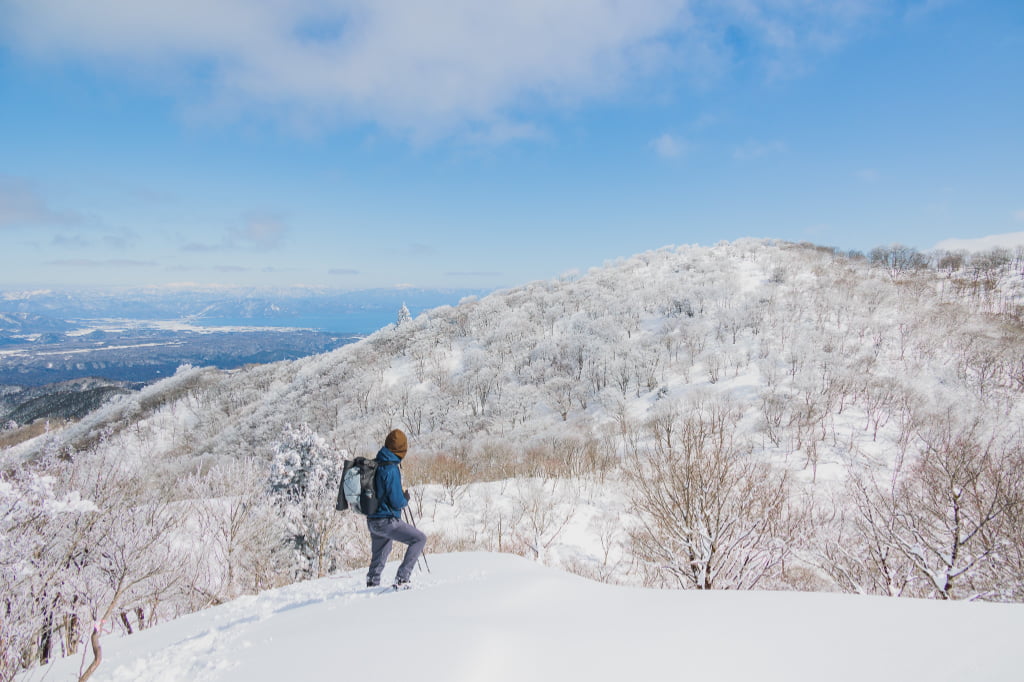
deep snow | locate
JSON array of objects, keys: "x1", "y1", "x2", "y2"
[{"x1": 23, "y1": 552, "x2": 1024, "y2": 682}]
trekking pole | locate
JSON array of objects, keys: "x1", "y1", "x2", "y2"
[{"x1": 403, "y1": 506, "x2": 431, "y2": 574}]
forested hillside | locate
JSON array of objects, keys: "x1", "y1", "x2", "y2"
[{"x1": 4, "y1": 239, "x2": 1024, "y2": 679}]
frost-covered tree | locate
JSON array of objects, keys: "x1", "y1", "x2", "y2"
[
  {"x1": 1, "y1": 442, "x2": 186, "y2": 682},
  {"x1": 269, "y1": 423, "x2": 347, "y2": 578},
  {"x1": 822, "y1": 413, "x2": 1021, "y2": 600},
  {"x1": 1, "y1": 471, "x2": 97, "y2": 678},
  {"x1": 184, "y1": 458, "x2": 293, "y2": 604},
  {"x1": 628, "y1": 398, "x2": 793, "y2": 590},
  {"x1": 513, "y1": 477, "x2": 578, "y2": 564},
  {"x1": 69, "y1": 485, "x2": 181, "y2": 682},
  {"x1": 869, "y1": 244, "x2": 926, "y2": 281},
  {"x1": 397, "y1": 302, "x2": 412, "y2": 326},
  {"x1": 886, "y1": 416, "x2": 1013, "y2": 599}
]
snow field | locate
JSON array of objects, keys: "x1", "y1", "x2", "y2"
[{"x1": 23, "y1": 552, "x2": 1024, "y2": 682}]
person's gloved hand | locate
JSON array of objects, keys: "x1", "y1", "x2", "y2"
[{"x1": 403, "y1": 489, "x2": 410, "y2": 501}]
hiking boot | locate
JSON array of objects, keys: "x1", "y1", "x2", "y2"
[
  {"x1": 367, "y1": 579, "x2": 379, "y2": 588},
  {"x1": 392, "y1": 578, "x2": 412, "y2": 591}
]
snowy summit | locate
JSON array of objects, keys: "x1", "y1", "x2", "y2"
[{"x1": 25, "y1": 553, "x2": 1024, "y2": 682}]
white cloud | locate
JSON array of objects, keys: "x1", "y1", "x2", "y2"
[
  {"x1": 0, "y1": 1, "x2": 886, "y2": 139},
  {"x1": 1, "y1": 0, "x2": 687, "y2": 139},
  {"x1": 934, "y1": 232, "x2": 1024, "y2": 253},
  {"x1": 651, "y1": 133, "x2": 687, "y2": 159}
]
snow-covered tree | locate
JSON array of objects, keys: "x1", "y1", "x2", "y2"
[
  {"x1": 397, "y1": 302, "x2": 412, "y2": 326},
  {"x1": 1, "y1": 471, "x2": 97, "y2": 677},
  {"x1": 628, "y1": 398, "x2": 793, "y2": 590},
  {"x1": 269, "y1": 423, "x2": 347, "y2": 578},
  {"x1": 184, "y1": 458, "x2": 293, "y2": 604}
]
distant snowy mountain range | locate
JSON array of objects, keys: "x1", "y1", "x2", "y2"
[
  {"x1": 0, "y1": 286, "x2": 487, "y2": 388},
  {"x1": 0, "y1": 286, "x2": 489, "y2": 335}
]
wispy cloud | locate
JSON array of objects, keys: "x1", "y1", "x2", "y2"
[
  {"x1": 50, "y1": 229, "x2": 138, "y2": 250},
  {"x1": 856, "y1": 168, "x2": 880, "y2": 183},
  {"x1": 51, "y1": 234, "x2": 93, "y2": 248},
  {"x1": 229, "y1": 213, "x2": 287, "y2": 249},
  {"x1": 46, "y1": 258, "x2": 157, "y2": 267},
  {"x1": 181, "y1": 241, "x2": 222, "y2": 253},
  {"x1": 102, "y1": 230, "x2": 139, "y2": 249},
  {"x1": 445, "y1": 271, "x2": 503, "y2": 277},
  {"x1": 461, "y1": 120, "x2": 546, "y2": 146},
  {"x1": 409, "y1": 243, "x2": 436, "y2": 256},
  {"x1": 733, "y1": 140, "x2": 787, "y2": 160},
  {"x1": 1014, "y1": 210, "x2": 1024, "y2": 222},
  {"x1": 0, "y1": 2, "x2": 887, "y2": 140},
  {"x1": 0, "y1": 175, "x2": 81, "y2": 229},
  {"x1": 181, "y1": 213, "x2": 289, "y2": 252},
  {"x1": 650, "y1": 133, "x2": 687, "y2": 159},
  {"x1": 696, "y1": 0, "x2": 887, "y2": 83},
  {"x1": 693, "y1": 112, "x2": 718, "y2": 129},
  {"x1": 160, "y1": 281, "x2": 244, "y2": 290},
  {"x1": 905, "y1": 0, "x2": 956, "y2": 21},
  {"x1": 165, "y1": 263, "x2": 296, "y2": 275},
  {"x1": 329, "y1": 268, "x2": 360, "y2": 276},
  {"x1": 125, "y1": 186, "x2": 176, "y2": 204}
]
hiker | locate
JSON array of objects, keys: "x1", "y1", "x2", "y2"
[{"x1": 366, "y1": 429, "x2": 427, "y2": 589}]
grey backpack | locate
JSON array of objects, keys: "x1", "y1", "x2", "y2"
[{"x1": 336, "y1": 457, "x2": 380, "y2": 515}]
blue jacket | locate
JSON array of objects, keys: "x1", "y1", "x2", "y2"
[{"x1": 369, "y1": 447, "x2": 406, "y2": 519}]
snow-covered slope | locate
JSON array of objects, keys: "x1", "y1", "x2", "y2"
[
  {"x1": 7, "y1": 240, "x2": 1024, "y2": 680},
  {"x1": 26, "y1": 552, "x2": 1024, "y2": 682}
]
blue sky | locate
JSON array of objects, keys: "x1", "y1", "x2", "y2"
[{"x1": 1, "y1": 1, "x2": 1022, "y2": 291}]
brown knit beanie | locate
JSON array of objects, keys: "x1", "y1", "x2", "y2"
[{"x1": 384, "y1": 429, "x2": 408, "y2": 458}]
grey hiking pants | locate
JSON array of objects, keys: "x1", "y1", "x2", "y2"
[{"x1": 366, "y1": 516, "x2": 427, "y2": 585}]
